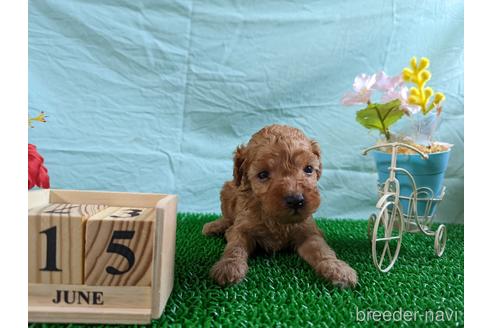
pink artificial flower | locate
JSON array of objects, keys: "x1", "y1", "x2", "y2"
[
  {"x1": 381, "y1": 86, "x2": 421, "y2": 115},
  {"x1": 341, "y1": 73, "x2": 377, "y2": 105},
  {"x1": 374, "y1": 71, "x2": 403, "y2": 92}
]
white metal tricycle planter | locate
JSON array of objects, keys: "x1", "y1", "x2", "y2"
[{"x1": 363, "y1": 142, "x2": 448, "y2": 272}]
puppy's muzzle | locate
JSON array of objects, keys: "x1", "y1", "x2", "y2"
[{"x1": 284, "y1": 194, "x2": 305, "y2": 210}]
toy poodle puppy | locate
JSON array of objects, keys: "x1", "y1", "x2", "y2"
[{"x1": 203, "y1": 124, "x2": 357, "y2": 288}]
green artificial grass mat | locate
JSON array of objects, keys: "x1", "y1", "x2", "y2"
[{"x1": 30, "y1": 213, "x2": 464, "y2": 328}]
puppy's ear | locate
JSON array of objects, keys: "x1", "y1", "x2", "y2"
[
  {"x1": 233, "y1": 145, "x2": 247, "y2": 186},
  {"x1": 311, "y1": 140, "x2": 322, "y2": 180}
]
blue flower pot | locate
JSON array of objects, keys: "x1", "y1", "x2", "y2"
[{"x1": 373, "y1": 150, "x2": 450, "y2": 216}]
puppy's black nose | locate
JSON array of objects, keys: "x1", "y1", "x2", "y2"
[{"x1": 285, "y1": 194, "x2": 305, "y2": 210}]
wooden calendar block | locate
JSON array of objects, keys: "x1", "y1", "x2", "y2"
[
  {"x1": 28, "y1": 203, "x2": 109, "y2": 284},
  {"x1": 84, "y1": 207, "x2": 155, "y2": 286},
  {"x1": 28, "y1": 189, "x2": 177, "y2": 324}
]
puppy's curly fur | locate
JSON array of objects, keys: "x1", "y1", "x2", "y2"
[{"x1": 203, "y1": 125, "x2": 358, "y2": 288}]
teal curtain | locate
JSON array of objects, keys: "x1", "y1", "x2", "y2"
[{"x1": 29, "y1": 0, "x2": 464, "y2": 222}]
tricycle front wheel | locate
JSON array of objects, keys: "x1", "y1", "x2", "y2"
[
  {"x1": 367, "y1": 213, "x2": 376, "y2": 240},
  {"x1": 371, "y1": 201, "x2": 404, "y2": 272}
]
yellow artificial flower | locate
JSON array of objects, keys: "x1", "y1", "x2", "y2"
[
  {"x1": 28, "y1": 111, "x2": 47, "y2": 128},
  {"x1": 402, "y1": 57, "x2": 445, "y2": 115}
]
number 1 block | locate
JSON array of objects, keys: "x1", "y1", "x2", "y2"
[
  {"x1": 84, "y1": 207, "x2": 155, "y2": 286},
  {"x1": 28, "y1": 203, "x2": 109, "y2": 284}
]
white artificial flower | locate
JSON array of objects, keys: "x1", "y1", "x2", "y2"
[
  {"x1": 341, "y1": 73, "x2": 377, "y2": 105},
  {"x1": 374, "y1": 71, "x2": 403, "y2": 92},
  {"x1": 381, "y1": 86, "x2": 421, "y2": 115}
]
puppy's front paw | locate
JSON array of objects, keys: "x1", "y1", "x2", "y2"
[
  {"x1": 210, "y1": 258, "x2": 248, "y2": 286},
  {"x1": 316, "y1": 259, "x2": 358, "y2": 288}
]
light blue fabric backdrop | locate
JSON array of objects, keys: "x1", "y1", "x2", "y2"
[{"x1": 28, "y1": 0, "x2": 464, "y2": 223}]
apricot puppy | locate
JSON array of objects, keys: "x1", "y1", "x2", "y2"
[{"x1": 203, "y1": 124, "x2": 357, "y2": 288}]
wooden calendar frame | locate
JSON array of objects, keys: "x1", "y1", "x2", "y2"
[{"x1": 28, "y1": 189, "x2": 177, "y2": 324}]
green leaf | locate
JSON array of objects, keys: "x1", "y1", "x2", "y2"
[{"x1": 355, "y1": 100, "x2": 404, "y2": 137}]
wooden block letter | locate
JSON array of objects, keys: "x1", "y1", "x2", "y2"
[
  {"x1": 85, "y1": 207, "x2": 155, "y2": 286},
  {"x1": 28, "y1": 203, "x2": 108, "y2": 284}
]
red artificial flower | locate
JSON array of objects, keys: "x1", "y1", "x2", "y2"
[{"x1": 28, "y1": 144, "x2": 50, "y2": 189}]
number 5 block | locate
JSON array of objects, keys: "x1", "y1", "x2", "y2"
[
  {"x1": 84, "y1": 207, "x2": 155, "y2": 286},
  {"x1": 28, "y1": 203, "x2": 108, "y2": 284}
]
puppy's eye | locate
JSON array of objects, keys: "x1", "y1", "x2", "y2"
[
  {"x1": 304, "y1": 165, "x2": 314, "y2": 174},
  {"x1": 257, "y1": 171, "x2": 269, "y2": 180}
]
